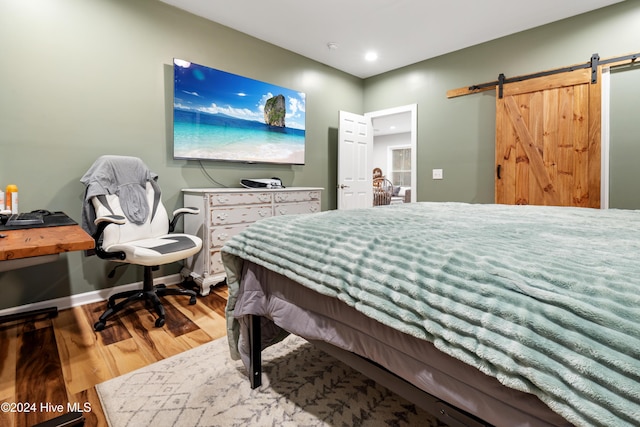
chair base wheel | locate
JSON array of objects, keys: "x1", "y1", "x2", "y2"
[{"x1": 94, "y1": 266, "x2": 198, "y2": 332}]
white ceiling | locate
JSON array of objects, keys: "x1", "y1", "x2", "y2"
[
  {"x1": 371, "y1": 112, "x2": 411, "y2": 136},
  {"x1": 158, "y1": 0, "x2": 623, "y2": 79}
]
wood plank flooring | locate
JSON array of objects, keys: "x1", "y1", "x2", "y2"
[{"x1": 0, "y1": 284, "x2": 228, "y2": 427}]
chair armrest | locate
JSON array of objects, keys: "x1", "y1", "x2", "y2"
[
  {"x1": 169, "y1": 207, "x2": 200, "y2": 232},
  {"x1": 172, "y1": 207, "x2": 200, "y2": 216},
  {"x1": 93, "y1": 215, "x2": 126, "y2": 260},
  {"x1": 94, "y1": 214, "x2": 126, "y2": 226},
  {"x1": 93, "y1": 214, "x2": 126, "y2": 237}
]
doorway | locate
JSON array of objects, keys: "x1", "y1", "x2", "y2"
[
  {"x1": 366, "y1": 104, "x2": 417, "y2": 203},
  {"x1": 602, "y1": 63, "x2": 640, "y2": 209},
  {"x1": 337, "y1": 104, "x2": 417, "y2": 210}
]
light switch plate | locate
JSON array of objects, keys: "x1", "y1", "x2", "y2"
[{"x1": 432, "y1": 169, "x2": 443, "y2": 180}]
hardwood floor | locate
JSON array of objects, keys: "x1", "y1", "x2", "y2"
[{"x1": 0, "y1": 284, "x2": 229, "y2": 427}]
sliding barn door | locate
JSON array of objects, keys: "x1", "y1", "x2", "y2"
[{"x1": 495, "y1": 68, "x2": 601, "y2": 207}]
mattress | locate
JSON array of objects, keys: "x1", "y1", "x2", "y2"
[
  {"x1": 233, "y1": 261, "x2": 571, "y2": 426},
  {"x1": 222, "y1": 202, "x2": 640, "y2": 426}
]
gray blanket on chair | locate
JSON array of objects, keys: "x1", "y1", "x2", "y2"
[{"x1": 80, "y1": 155, "x2": 157, "y2": 235}]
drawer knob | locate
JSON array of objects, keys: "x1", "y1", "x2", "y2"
[
  {"x1": 259, "y1": 194, "x2": 271, "y2": 202},
  {"x1": 217, "y1": 233, "x2": 229, "y2": 241},
  {"x1": 216, "y1": 212, "x2": 229, "y2": 221},
  {"x1": 258, "y1": 210, "x2": 269, "y2": 217},
  {"x1": 216, "y1": 196, "x2": 230, "y2": 203}
]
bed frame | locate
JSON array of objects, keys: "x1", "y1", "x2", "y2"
[
  {"x1": 224, "y1": 202, "x2": 640, "y2": 426},
  {"x1": 246, "y1": 313, "x2": 492, "y2": 427}
]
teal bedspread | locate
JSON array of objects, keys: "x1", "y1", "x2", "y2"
[{"x1": 222, "y1": 202, "x2": 640, "y2": 426}]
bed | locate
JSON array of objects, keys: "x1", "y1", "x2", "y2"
[{"x1": 221, "y1": 202, "x2": 640, "y2": 427}]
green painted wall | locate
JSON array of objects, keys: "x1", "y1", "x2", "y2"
[
  {"x1": 1, "y1": 0, "x2": 639, "y2": 310},
  {"x1": 0, "y1": 0, "x2": 362, "y2": 309},
  {"x1": 363, "y1": 0, "x2": 640, "y2": 204}
]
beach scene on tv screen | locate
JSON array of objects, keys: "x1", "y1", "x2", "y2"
[{"x1": 173, "y1": 59, "x2": 306, "y2": 164}]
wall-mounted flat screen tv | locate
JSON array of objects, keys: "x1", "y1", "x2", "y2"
[{"x1": 172, "y1": 59, "x2": 306, "y2": 165}]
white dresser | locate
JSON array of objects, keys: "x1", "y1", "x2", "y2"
[{"x1": 181, "y1": 187, "x2": 322, "y2": 295}]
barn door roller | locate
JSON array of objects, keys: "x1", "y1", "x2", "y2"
[{"x1": 449, "y1": 51, "x2": 640, "y2": 99}]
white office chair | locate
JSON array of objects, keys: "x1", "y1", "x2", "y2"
[{"x1": 82, "y1": 156, "x2": 203, "y2": 330}]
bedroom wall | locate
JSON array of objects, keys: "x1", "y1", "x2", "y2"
[
  {"x1": 0, "y1": 0, "x2": 362, "y2": 310},
  {"x1": 363, "y1": 0, "x2": 640, "y2": 204},
  {"x1": 1, "y1": 0, "x2": 637, "y2": 311}
]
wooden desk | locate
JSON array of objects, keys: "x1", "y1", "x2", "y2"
[
  {"x1": 0, "y1": 224, "x2": 94, "y2": 323},
  {"x1": 0, "y1": 225, "x2": 94, "y2": 260}
]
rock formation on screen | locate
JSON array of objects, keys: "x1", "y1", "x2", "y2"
[{"x1": 264, "y1": 94, "x2": 286, "y2": 127}]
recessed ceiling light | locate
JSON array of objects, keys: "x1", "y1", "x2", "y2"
[{"x1": 365, "y1": 51, "x2": 378, "y2": 62}]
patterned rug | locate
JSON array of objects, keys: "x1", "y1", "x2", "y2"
[{"x1": 96, "y1": 334, "x2": 445, "y2": 426}]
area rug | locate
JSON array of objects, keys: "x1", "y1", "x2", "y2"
[{"x1": 96, "y1": 334, "x2": 445, "y2": 426}]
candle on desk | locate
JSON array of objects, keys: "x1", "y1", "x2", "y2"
[{"x1": 5, "y1": 185, "x2": 18, "y2": 214}]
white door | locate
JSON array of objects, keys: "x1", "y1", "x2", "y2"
[{"x1": 337, "y1": 111, "x2": 373, "y2": 210}]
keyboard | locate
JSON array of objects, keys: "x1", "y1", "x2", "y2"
[{"x1": 6, "y1": 212, "x2": 45, "y2": 226}]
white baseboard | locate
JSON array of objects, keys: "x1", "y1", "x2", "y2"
[{"x1": 0, "y1": 273, "x2": 184, "y2": 319}]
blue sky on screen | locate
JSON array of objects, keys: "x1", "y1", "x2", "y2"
[{"x1": 173, "y1": 59, "x2": 306, "y2": 130}]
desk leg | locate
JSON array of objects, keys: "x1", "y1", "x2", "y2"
[
  {"x1": 0, "y1": 306, "x2": 58, "y2": 325},
  {"x1": 32, "y1": 411, "x2": 84, "y2": 427}
]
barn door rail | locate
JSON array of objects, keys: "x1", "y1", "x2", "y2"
[{"x1": 447, "y1": 51, "x2": 640, "y2": 99}]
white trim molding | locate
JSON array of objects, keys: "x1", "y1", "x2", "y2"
[
  {"x1": 601, "y1": 67, "x2": 610, "y2": 209},
  {"x1": 0, "y1": 273, "x2": 184, "y2": 320}
]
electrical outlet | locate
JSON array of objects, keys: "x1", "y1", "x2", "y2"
[{"x1": 432, "y1": 169, "x2": 443, "y2": 180}]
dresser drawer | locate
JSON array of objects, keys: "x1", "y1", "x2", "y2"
[
  {"x1": 274, "y1": 201, "x2": 321, "y2": 216},
  {"x1": 210, "y1": 205, "x2": 272, "y2": 225},
  {"x1": 183, "y1": 187, "x2": 322, "y2": 296},
  {"x1": 208, "y1": 192, "x2": 272, "y2": 206},
  {"x1": 274, "y1": 190, "x2": 321, "y2": 203},
  {"x1": 210, "y1": 224, "x2": 249, "y2": 249}
]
